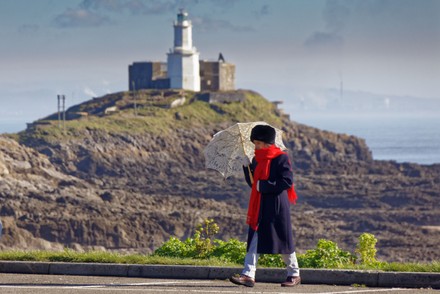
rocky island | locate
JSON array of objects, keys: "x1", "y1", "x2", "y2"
[{"x1": 1, "y1": 89, "x2": 439, "y2": 262}]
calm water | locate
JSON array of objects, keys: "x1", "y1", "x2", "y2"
[
  {"x1": 0, "y1": 122, "x2": 26, "y2": 134},
  {"x1": 293, "y1": 113, "x2": 440, "y2": 165}
]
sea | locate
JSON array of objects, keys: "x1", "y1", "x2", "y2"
[
  {"x1": 0, "y1": 122, "x2": 27, "y2": 134},
  {"x1": 292, "y1": 112, "x2": 440, "y2": 165},
  {"x1": 1, "y1": 113, "x2": 440, "y2": 165}
]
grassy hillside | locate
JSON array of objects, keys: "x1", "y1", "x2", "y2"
[{"x1": 19, "y1": 90, "x2": 284, "y2": 142}]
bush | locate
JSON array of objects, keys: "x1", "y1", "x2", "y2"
[
  {"x1": 193, "y1": 219, "x2": 219, "y2": 258},
  {"x1": 258, "y1": 254, "x2": 285, "y2": 267},
  {"x1": 155, "y1": 219, "x2": 388, "y2": 270},
  {"x1": 299, "y1": 239, "x2": 355, "y2": 268},
  {"x1": 356, "y1": 233, "x2": 378, "y2": 265},
  {"x1": 154, "y1": 219, "x2": 223, "y2": 259},
  {"x1": 153, "y1": 237, "x2": 194, "y2": 258},
  {"x1": 212, "y1": 238, "x2": 246, "y2": 263}
]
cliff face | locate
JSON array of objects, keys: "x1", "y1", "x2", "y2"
[
  {"x1": 1, "y1": 89, "x2": 439, "y2": 262},
  {"x1": 0, "y1": 134, "x2": 243, "y2": 252}
]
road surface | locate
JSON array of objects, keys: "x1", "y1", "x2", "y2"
[{"x1": 0, "y1": 273, "x2": 437, "y2": 294}]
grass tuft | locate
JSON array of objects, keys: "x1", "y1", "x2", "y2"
[
  {"x1": 0, "y1": 250, "x2": 238, "y2": 267},
  {"x1": 0, "y1": 250, "x2": 439, "y2": 272}
]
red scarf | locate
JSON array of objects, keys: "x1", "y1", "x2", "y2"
[{"x1": 246, "y1": 145, "x2": 298, "y2": 231}]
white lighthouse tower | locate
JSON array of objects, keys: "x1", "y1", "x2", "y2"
[{"x1": 167, "y1": 9, "x2": 200, "y2": 92}]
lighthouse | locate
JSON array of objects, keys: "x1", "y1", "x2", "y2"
[
  {"x1": 128, "y1": 10, "x2": 235, "y2": 92},
  {"x1": 167, "y1": 9, "x2": 200, "y2": 92}
]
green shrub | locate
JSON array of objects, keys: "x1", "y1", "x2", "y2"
[
  {"x1": 154, "y1": 219, "x2": 393, "y2": 270},
  {"x1": 299, "y1": 239, "x2": 355, "y2": 268},
  {"x1": 258, "y1": 254, "x2": 285, "y2": 267},
  {"x1": 153, "y1": 237, "x2": 193, "y2": 258},
  {"x1": 155, "y1": 220, "x2": 358, "y2": 269},
  {"x1": 154, "y1": 219, "x2": 221, "y2": 259},
  {"x1": 212, "y1": 238, "x2": 246, "y2": 263},
  {"x1": 193, "y1": 219, "x2": 219, "y2": 258},
  {"x1": 356, "y1": 233, "x2": 378, "y2": 265}
]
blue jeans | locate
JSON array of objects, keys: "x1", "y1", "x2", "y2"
[{"x1": 241, "y1": 232, "x2": 300, "y2": 279}]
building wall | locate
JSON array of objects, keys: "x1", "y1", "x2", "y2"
[
  {"x1": 128, "y1": 62, "x2": 167, "y2": 91},
  {"x1": 196, "y1": 91, "x2": 245, "y2": 103},
  {"x1": 167, "y1": 52, "x2": 200, "y2": 92},
  {"x1": 183, "y1": 53, "x2": 200, "y2": 91},
  {"x1": 200, "y1": 61, "x2": 235, "y2": 91},
  {"x1": 200, "y1": 61, "x2": 219, "y2": 91},
  {"x1": 129, "y1": 60, "x2": 234, "y2": 92},
  {"x1": 218, "y1": 63, "x2": 235, "y2": 91},
  {"x1": 167, "y1": 54, "x2": 182, "y2": 89},
  {"x1": 174, "y1": 23, "x2": 192, "y2": 50}
]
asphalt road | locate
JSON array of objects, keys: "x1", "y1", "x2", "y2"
[{"x1": 0, "y1": 273, "x2": 438, "y2": 294}]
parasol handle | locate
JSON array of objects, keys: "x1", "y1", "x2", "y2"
[
  {"x1": 239, "y1": 130, "x2": 254, "y2": 185},
  {"x1": 247, "y1": 165, "x2": 254, "y2": 185}
]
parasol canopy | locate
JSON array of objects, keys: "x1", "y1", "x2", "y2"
[{"x1": 203, "y1": 121, "x2": 286, "y2": 180}]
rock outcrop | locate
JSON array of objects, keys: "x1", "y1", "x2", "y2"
[{"x1": 1, "y1": 89, "x2": 439, "y2": 262}]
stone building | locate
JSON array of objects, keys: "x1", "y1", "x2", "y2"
[
  {"x1": 128, "y1": 62, "x2": 169, "y2": 90},
  {"x1": 129, "y1": 10, "x2": 235, "y2": 92},
  {"x1": 200, "y1": 59, "x2": 235, "y2": 91}
]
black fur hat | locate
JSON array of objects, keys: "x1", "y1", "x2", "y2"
[{"x1": 250, "y1": 125, "x2": 276, "y2": 144}]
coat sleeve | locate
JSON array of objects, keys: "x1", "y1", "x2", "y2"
[
  {"x1": 242, "y1": 158, "x2": 256, "y2": 188},
  {"x1": 258, "y1": 154, "x2": 293, "y2": 194}
]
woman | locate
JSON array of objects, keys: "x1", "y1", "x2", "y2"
[{"x1": 229, "y1": 124, "x2": 301, "y2": 288}]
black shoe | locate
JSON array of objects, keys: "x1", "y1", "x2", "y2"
[
  {"x1": 281, "y1": 276, "x2": 301, "y2": 287},
  {"x1": 229, "y1": 274, "x2": 255, "y2": 287}
]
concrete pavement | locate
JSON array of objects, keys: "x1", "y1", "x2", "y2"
[
  {"x1": 3, "y1": 273, "x2": 435, "y2": 294},
  {"x1": 0, "y1": 261, "x2": 439, "y2": 289}
]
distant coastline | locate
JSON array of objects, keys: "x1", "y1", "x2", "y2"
[{"x1": 293, "y1": 112, "x2": 440, "y2": 165}]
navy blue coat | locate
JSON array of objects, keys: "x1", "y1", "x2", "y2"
[{"x1": 243, "y1": 153, "x2": 295, "y2": 254}]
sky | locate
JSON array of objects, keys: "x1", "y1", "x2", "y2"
[{"x1": 0, "y1": 0, "x2": 439, "y2": 132}]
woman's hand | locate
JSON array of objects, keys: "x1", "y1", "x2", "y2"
[{"x1": 240, "y1": 155, "x2": 251, "y2": 166}]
